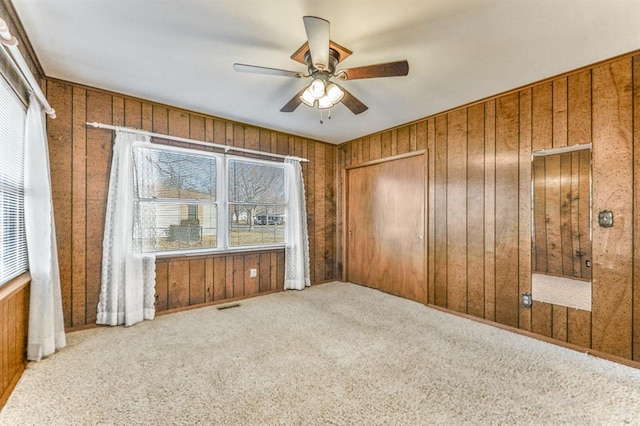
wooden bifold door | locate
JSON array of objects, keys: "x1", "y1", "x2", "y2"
[{"x1": 346, "y1": 153, "x2": 426, "y2": 303}]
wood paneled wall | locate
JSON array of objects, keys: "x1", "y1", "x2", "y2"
[
  {"x1": 0, "y1": 276, "x2": 29, "y2": 410},
  {"x1": 44, "y1": 78, "x2": 337, "y2": 329},
  {"x1": 154, "y1": 250, "x2": 285, "y2": 312},
  {"x1": 339, "y1": 52, "x2": 640, "y2": 361}
]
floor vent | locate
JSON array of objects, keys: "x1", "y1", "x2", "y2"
[{"x1": 217, "y1": 303, "x2": 241, "y2": 311}]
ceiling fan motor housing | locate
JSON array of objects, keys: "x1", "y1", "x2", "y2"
[{"x1": 305, "y1": 48, "x2": 340, "y2": 77}]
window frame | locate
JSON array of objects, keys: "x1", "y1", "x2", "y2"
[{"x1": 133, "y1": 141, "x2": 287, "y2": 257}]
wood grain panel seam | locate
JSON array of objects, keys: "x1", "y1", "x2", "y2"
[
  {"x1": 481, "y1": 111, "x2": 487, "y2": 318},
  {"x1": 516, "y1": 93, "x2": 521, "y2": 328},
  {"x1": 492, "y1": 100, "x2": 497, "y2": 321},
  {"x1": 566, "y1": 306, "x2": 570, "y2": 342},
  {"x1": 187, "y1": 261, "x2": 193, "y2": 305},
  {"x1": 82, "y1": 87, "x2": 89, "y2": 324},
  {"x1": 445, "y1": 114, "x2": 449, "y2": 309},
  {"x1": 632, "y1": 57, "x2": 637, "y2": 360},
  {"x1": 70, "y1": 85, "x2": 75, "y2": 324},
  {"x1": 465, "y1": 109, "x2": 470, "y2": 314}
]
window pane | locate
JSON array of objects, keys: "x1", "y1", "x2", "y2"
[
  {"x1": 134, "y1": 147, "x2": 216, "y2": 200},
  {"x1": 136, "y1": 202, "x2": 217, "y2": 252},
  {"x1": 228, "y1": 160, "x2": 284, "y2": 204},
  {"x1": 229, "y1": 205, "x2": 285, "y2": 247}
]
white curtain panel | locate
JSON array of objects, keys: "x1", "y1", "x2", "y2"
[
  {"x1": 24, "y1": 94, "x2": 66, "y2": 361},
  {"x1": 284, "y1": 158, "x2": 310, "y2": 290},
  {"x1": 97, "y1": 131, "x2": 155, "y2": 326}
]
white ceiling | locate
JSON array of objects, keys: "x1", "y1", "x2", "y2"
[{"x1": 11, "y1": 0, "x2": 640, "y2": 144}]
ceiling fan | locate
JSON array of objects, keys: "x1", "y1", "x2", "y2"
[{"x1": 233, "y1": 16, "x2": 409, "y2": 117}]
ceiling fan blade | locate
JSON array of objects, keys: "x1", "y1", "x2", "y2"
[
  {"x1": 340, "y1": 87, "x2": 368, "y2": 115},
  {"x1": 233, "y1": 63, "x2": 304, "y2": 78},
  {"x1": 280, "y1": 87, "x2": 307, "y2": 112},
  {"x1": 338, "y1": 60, "x2": 409, "y2": 80},
  {"x1": 303, "y1": 16, "x2": 330, "y2": 71}
]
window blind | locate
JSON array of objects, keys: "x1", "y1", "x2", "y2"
[{"x1": 0, "y1": 74, "x2": 27, "y2": 285}]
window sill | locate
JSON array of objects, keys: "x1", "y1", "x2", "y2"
[
  {"x1": 0, "y1": 272, "x2": 30, "y2": 302},
  {"x1": 155, "y1": 246, "x2": 285, "y2": 261}
]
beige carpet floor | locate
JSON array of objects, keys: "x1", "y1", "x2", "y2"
[{"x1": 2, "y1": 281, "x2": 640, "y2": 425}]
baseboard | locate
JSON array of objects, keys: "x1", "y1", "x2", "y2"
[{"x1": 426, "y1": 303, "x2": 640, "y2": 370}]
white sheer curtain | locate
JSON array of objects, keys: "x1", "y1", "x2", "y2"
[
  {"x1": 24, "y1": 94, "x2": 66, "y2": 361},
  {"x1": 97, "y1": 131, "x2": 156, "y2": 326},
  {"x1": 284, "y1": 157, "x2": 310, "y2": 290}
]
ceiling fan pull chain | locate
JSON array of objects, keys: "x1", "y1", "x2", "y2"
[
  {"x1": 320, "y1": 109, "x2": 323, "y2": 124},
  {"x1": 328, "y1": 108, "x2": 332, "y2": 120}
]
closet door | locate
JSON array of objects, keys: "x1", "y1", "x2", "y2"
[{"x1": 347, "y1": 154, "x2": 426, "y2": 303}]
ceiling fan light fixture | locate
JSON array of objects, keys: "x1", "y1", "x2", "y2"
[
  {"x1": 326, "y1": 83, "x2": 344, "y2": 103},
  {"x1": 317, "y1": 95, "x2": 333, "y2": 109},
  {"x1": 300, "y1": 87, "x2": 316, "y2": 107},
  {"x1": 309, "y1": 78, "x2": 325, "y2": 99}
]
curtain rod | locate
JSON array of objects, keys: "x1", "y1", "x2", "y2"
[
  {"x1": 85, "y1": 122, "x2": 309, "y2": 162},
  {"x1": 0, "y1": 18, "x2": 55, "y2": 118}
]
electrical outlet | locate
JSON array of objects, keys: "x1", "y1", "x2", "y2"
[
  {"x1": 249, "y1": 268, "x2": 257, "y2": 278},
  {"x1": 521, "y1": 292, "x2": 532, "y2": 308}
]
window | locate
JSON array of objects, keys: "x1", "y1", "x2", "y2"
[
  {"x1": 133, "y1": 144, "x2": 285, "y2": 254},
  {"x1": 133, "y1": 145, "x2": 218, "y2": 253},
  {"x1": 187, "y1": 205, "x2": 198, "y2": 221},
  {"x1": 228, "y1": 159, "x2": 285, "y2": 247},
  {"x1": 0, "y1": 75, "x2": 28, "y2": 285}
]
